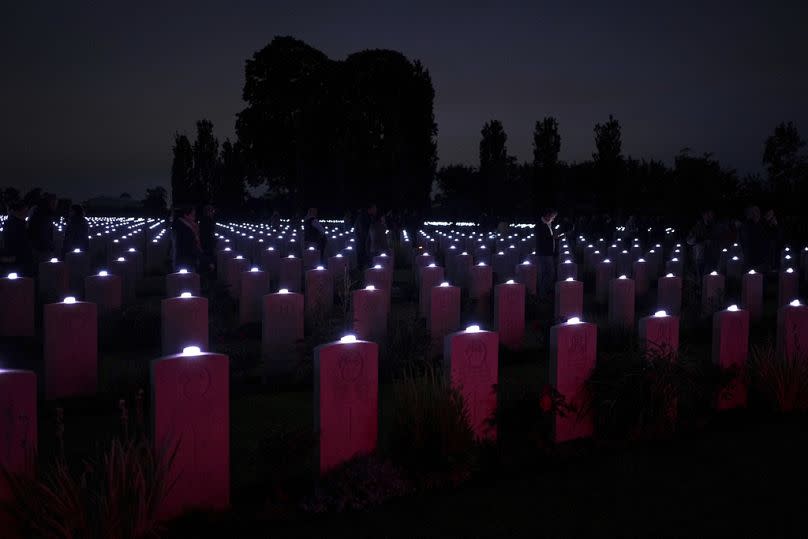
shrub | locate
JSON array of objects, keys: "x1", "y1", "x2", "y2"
[
  {"x1": 2, "y1": 399, "x2": 174, "y2": 539},
  {"x1": 385, "y1": 366, "x2": 477, "y2": 488},
  {"x1": 749, "y1": 341, "x2": 808, "y2": 412}
]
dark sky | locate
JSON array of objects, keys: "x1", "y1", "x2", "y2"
[{"x1": 2, "y1": 1, "x2": 807, "y2": 201}]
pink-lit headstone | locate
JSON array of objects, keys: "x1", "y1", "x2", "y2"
[
  {"x1": 166, "y1": 270, "x2": 201, "y2": 298},
  {"x1": 0, "y1": 275, "x2": 34, "y2": 337},
  {"x1": 38, "y1": 258, "x2": 68, "y2": 304},
  {"x1": 776, "y1": 300, "x2": 808, "y2": 362},
  {"x1": 549, "y1": 318, "x2": 597, "y2": 443},
  {"x1": 327, "y1": 254, "x2": 349, "y2": 291},
  {"x1": 65, "y1": 249, "x2": 90, "y2": 297},
  {"x1": 352, "y1": 286, "x2": 387, "y2": 343},
  {"x1": 44, "y1": 298, "x2": 98, "y2": 399},
  {"x1": 262, "y1": 290, "x2": 304, "y2": 375},
  {"x1": 555, "y1": 278, "x2": 583, "y2": 322},
  {"x1": 712, "y1": 306, "x2": 750, "y2": 410},
  {"x1": 303, "y1": 247, "x2": 320, "y2": 271},
  {"x1": 469, "y1": 263, "x2": 493, "y2": 322},
  {"x1": 702, "y1": 272, "x2": 726, "y2": 317},
  {"x1": 741, "y1": 271, "x2": 763, "y2": 321},
  {"x1": 608, "y1": 276, "x2": 635, "y2": 330},
  {"x1": 778, "y1": 269, "x2": 799, "y2": 308},
  {"x1": 152, "y1": 349, "x2": 229, "y2": 520},
  {"x1": 557, "y1": 259, "x2": 578, "y2": 282},
  {"x1": 225, "y1": 256, "x2": 249, "y2": 297},
  {"x1": 305, "y1": 267, "x2": 334, "y2": 326},
  {"x1": 314, "y1": 337, "x2": 378, "y2": 473},
  {"x1": 240, "y1": 269, "x2": 270, "y2": 325},
  {"x1": 112, "y1": 257, "x2": 136, "y2": 304},
  {"x1": 429, "y1": 283, "x2": 461, "y2": 355},
  {"x1": 0, "y1": 370, "x2": 36, "y2": 502},
  {"x1": 278, "y1": 256, "x2": 303, "y2": 292},
  {"x1": 595, "y1": 259, "x2": 615, "y2": 304},
  {"x1": 261, "y1": 248, "x2": 281, "y2": 284},
  {"x1": 161, "y1": 295, "x2": 209, "y2": 355},
  {"x1": 638, "y1": 311, "x2": 679, "y2": 356},
  {"x1": 419, "y1": 264, "x2": 445, "y2": 318},
  {"x1": 633, "y1": 259, "x2": 649, "y2": 298},
  {"x1": 443, "y1": 327, "x2": 498, "y2": 441},
  {"x1": 515, "y1": 261, "x2": 537, "y2": 296},
  {"x1": 364, "y1": 265, "x2": 392, "y2": 315},
  {"x1": 494, "y1": 281, "x2": 526, "y2": 350},
  {"x1": 84, "y1": 272, "x2": 122, "y2": 316},
  {"x1": 657, "y1": 274, "x2": 682, "y2": 316}
]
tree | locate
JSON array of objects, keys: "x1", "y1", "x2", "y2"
[
  {"x1": 479, "y1": 120, "x2": 509, "y2": 214},
  {"x1": 532, "y1": 116, "x2": 561, "y2": 208},
  {"x1": 235, "y1": 36, "x2": 437, "y2": 211},
  {"x1": 763, "y1": 121, "x2": 806, "y2": 198},
  {"x1": 215, "y1": 139, "x2": 247, "y2": 211},
  {"x1": 191, "y1": 119, "x2": 219, "y2": 203},
  {"x1": 143, "y1": 186, "x2": 167, "y2": 214},
  {"x1": 171, "y1": 133, "x2": 193, "y2": 206},
  {"x1": 593, "y1": 115, "x2": 624, "y2": 212},
  {"x1": 435, "y1": 164, "x2": 478, "y2": 216}
]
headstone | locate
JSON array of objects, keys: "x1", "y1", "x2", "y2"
[
  {"x1": 616, "y1": 250, "x2": 632, "y2": 277},
  {"x1": 364, "y1": 265, "x2": 392, "y2": 315},
  {"x1": 38, "y1": 258, "x2": 68, "y2": 304},
  {"x1": 702, "y1": 272, "x2": 726, "y2": 317},
  {"x1": 608, "y1": 276, "x2": 635, "y2": 330},
  {"x1": 776, "y1": 300, "x2": 808, "y2": 362},
  {"x1": 112, "y1": 257, "x2": 136, "y2": 304},
  {"x1": 327, "y1": 254, "x2": 349, "y2": 294},
  {"x1": 303, "y1": 246, "x2": 320, "y2": 271},
  {"x1": 278, "y1": 255, "x2": 303, "y2": 293},
  {"x1": 515, "y1": 261, "x2": 537, "y2": 296},
  {"x1": 657, "y1": 273, "x2": 682, "y2": 316},
  {"x1": 549, "y1": 318, "x2": 597, "y2": 443},
  {"x1": 555, "y1": 278, "x2": 583, "y2": 322},
  {"x1": 419, "y1": 264, "x2": 445, "y2": 318},
  {"x1": 0, "y1": 370, "x2": 36, "y2": 502},
  {"x1": 454, "y1": 252, "x2": 473, "y2": 289},
  {"x1": 664, "y1": 258, "x2": 684, "y2": 277},
  {"x1": 633, "y1": 259, "x2": 649, "y2": 298},
  {"x1": 65, "y1": 249, "x2": 90, "y2": 297},
  {"x1": 124, "y1": 247, "x2": 144, "y2": 277},
  {"x1": 216, "y1": 248, "x2": 233, "y2": 281},
  {"x1": 778, "y1": 268, "x2": 799, "y2": 308},
  {"x1": 305, "y1": 266, "x2": 334, "y2": 326},
  {"x1": 638, "y1": 310, "x2": 679, "y2": 356},
  {"x1": 741, "y1": 270, "x2": 763, "y2": 321},
  {"x1": 84, "y1": 271, "x2": 122, "y2": 316},
  {"x1": 352, "y1": 286, "x2": 387, "y2": 343},
  {"x1": 443, "y1": 326, "x2": 498, "y2": 440},
  {"x1": 0, "y1": 274, "x2": 34, "y2": 337},
  {"x1": 557, "y1": 259, "x2": 579, "y2": 282},
  {"x1": 469, "y1": 263, "x2": 493, "y2": 322},
  {"x1": 429, "y1": 283, "x2": 461, "y2": 355},
  {"x1": 166, "y1": 270, "x2": 201, "y2": 298},
  {"x1": 161, "y1": 295, "x2": 209, "y2": 356},
  {"x1": 595, "y1": 259, "x2": 615, "y2": 304},
  {"x1": 262, "y1": 290, "x2": 304, "y2": 376},
  {"x1": 225, "y1": 255, "x2": 249, "y2": 297},
  {"x1": 44, "y1": 298, "x2": 98, "y2": 399},
  {"x1": 261, "y1": 247, "x2": 281, "y2": 284},
  {"x1": 712, "y1": 305, "x2": 750, "y2": 410},
  {"x1": 240, "y1": 268, "x2": 270, "y2": 325},
  {"x1": 151, "y1": 349, "x2": 229, "y2": 520},
  {"x1": 314, "y1": 337, "x2": 378, "y2": 473},
  {"x1": 726, "y1": 255, "x2": 744, "y2": 283},
  {"x1": 494, "y1": 281, "x2": 526, "y2": 350}
]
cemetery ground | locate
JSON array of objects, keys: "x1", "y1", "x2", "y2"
[{"x1": 3, "y1": 253, "x2": 808, "y2": 537}]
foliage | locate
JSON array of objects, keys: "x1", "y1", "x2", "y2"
[
  {"x1": 385, "y1": 367, "x2": 477, "y2": 488},
  {"x1": 302, "y1": 455, "x2": 412, "y2": 513},
  {"x1": 235, "y1": 36, "x2": 437, "y2": 211},
  {"x1": 381, "y1": 313, "x2": 431, "y2": 379},
  {"x1": 748, "y1": 341, "x2": 808, "y2": 412},
  {"x1": 170, "y1": 133, "x2": 193, "y2": 206},
  {"x1": 532, "y1": 116, "x2": 562, "y2": 207},
  {"x1": 143, "y1": 186, "x2": 167, "y2": 215},
  {"x1": 585, "y1": 345, "x2": 714, "y2": 440},
  {"x1": 2, "y1": 400, "x2": 174, "y2": 539}
]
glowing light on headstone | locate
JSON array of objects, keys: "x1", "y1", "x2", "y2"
[
  {"x1": 566, "y1": 317, "x2": 582, "y2": 325},
  {"x1": 180, "y1": 292, "x2": 192, "y2": 298},
  {"x1": 98, "y1": 270, "x2": 108, "y2": 277},
  {"x1": 7, "y1": 272, "x2": 18, "y2": 280},
  {"x1": 465, "y1": 324, "x2": 481, "y2": 333},
  {"x1": 182, "y1": 346, "x2": 202, "y2": 356},
  {"x1": 63, "y1": 296, "x2": 76, "y2": 304},
  {"x1": 339, "y1": 335, "x2": 358, "y2": 343},
  {"x1": 654, "y1": 310, "x2": 668, "y2": 317},
  {"x1": 727, "y1": 305, "x2": 739, "y2": 312},
  {"x1": 278, "y1": 288, "x2": 289, "y2": 294}
]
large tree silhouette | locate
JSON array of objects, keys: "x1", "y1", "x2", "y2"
[
  {"x1": 235, "y1": 36, "x2": 437, "y2": 211},
  {"x1": 763, "y1": 122, "x2": 806, "y2": 201},
  {"x1": 532, "y1": 116, "x2": 561, "y2": 208},
  {"x1": 171, "y1": 134, "x2": 193, "y2": 206},
  {"x1": 479, "y1": 120, "x2": 509, "y2": 214}
]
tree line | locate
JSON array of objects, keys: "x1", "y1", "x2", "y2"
[{"x1": 163, "y1": 35, "x2": 807, "y2": 219}]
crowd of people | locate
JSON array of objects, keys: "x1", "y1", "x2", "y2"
[{"x1": 0, "y1": 192, "x2": 90, "y2": 276}]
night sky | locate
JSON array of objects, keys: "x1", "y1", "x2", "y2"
[{"x1": 2, "y1": 1, "x2": 807, "y2": 202}]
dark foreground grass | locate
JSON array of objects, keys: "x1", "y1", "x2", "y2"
[{"x1": 167, "y1": 411, "x2": 808, "y2": 538}]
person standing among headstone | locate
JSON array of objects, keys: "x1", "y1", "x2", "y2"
[
  {"x1": 61, "y1": 204, "x2": 90, "y2": 256},
  {"x1": 1, "y1": 200, "x2": 32, "y2": 275},
  {"x1": 27, "y1": 193, "x2": 58, "y2": 267},
  {"x1": 536, "y1": 208, "x2": 558, "y2": 300},
  {"x1": 354, "y1": 203, "x2": 377, "y2": 269},
  {"x1": 172, "y1": 206, "x2": 202, "y2": 272},
  {"x1": 304, "y1": 207, "x2": 327, "y2": 256},
  {"x1": 687, "y1": 209, "x2": 716, "y2": 281}
]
